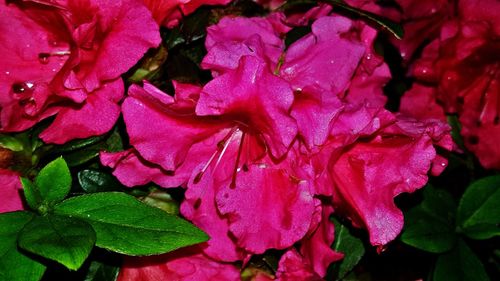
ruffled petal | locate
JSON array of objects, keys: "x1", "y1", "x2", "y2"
[{"x1": 39, "y1": 78, "x2": 123, "y2": 144}]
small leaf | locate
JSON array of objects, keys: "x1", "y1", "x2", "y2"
[
  {"x1": 51, "y1": 136, "x2": 105, "y2": 153},
  {"x1": 401, "y1": 186, "x2": 457, "y2": 253},
  {"x1": 457, "y1": 175, "x2": 500, "y2": 240},
  {"x1": 83, "y1": 259, "x2": 120, "y2": 281},
  {"x1": 329, "y1": 218, "x2": 365, "y2": 280},
  {"x1": 35, "y1": 157, "x2": 71, "y2": 205},
  {"x1": 21, "y1": 178, "x2": 41, "y2": 210},
  {"x1": 433, "y1": 240, "x2": 489, "y2": 281},
  {"x1": 18, "y1": 214, "x2": 96, "y2": 271},
  {"x1": 0, "y1": 134, "x2": 24, "y2": 151},
  {"x1": 77, "y1": 170, "x2": 123, "y2": 193},
  {"x1": 54, "y1": 192, "x2": 209, "y2": 255},
  {"x1": 0, "y1": 211, "x2": 46, "y2": 281}
]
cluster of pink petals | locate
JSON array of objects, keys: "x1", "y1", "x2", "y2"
[
  {"x1": 0, "y1": 0, "x2": 160, "y2": 144},
  {"x1": 401, "y1": 0, "x2": 500, "y2": 169},
  {"x1": 103, "y1": 10, "x2": 452, "y2": 280},
  {"x1": 142, "y1": 0, "x2": 233, "y2": 28}
]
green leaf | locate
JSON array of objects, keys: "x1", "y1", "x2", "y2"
[
  {"x1": 18, "y1": 215, "x2": 96, "y2": 271},
  {"x1": 77, "y1": 170, "x2": 123, "y2": 193},
  {"x1": 83, "y1": 260, "x2": 120, "y2": 281},
  {"x1": 51, "y1": 136, "x2": 105, "y2": 153},
  {"x1": 54, "y1": 192, "x2": 209, "y2": 255},
  {"x1": 329, "y1": 218, "x2": 365, "y2": 280},
  {"x1": 21, "y1": 178, "x2": 42, "y2": 210},
  {"x1": 35, "y1": 157, "x2": 71, "y2": 205},
  {"x1": 0, "y1": 211, "x2": 46, "y2": 281},
  {"x1": 401, "y1": 186, "x2": 457, "y2": 253},
  {"x1": 401, "y1": 208, "x2": 457, "y2": 253},
  {"x1": 433, "y1": 240, "x2": 490, "y2": 281},
  {"x1": 457, "y1": 175, "x2": 500, "y2": 240},
  {"x1": 0, "y1": 134, "x2": 24, "y2": 151}
]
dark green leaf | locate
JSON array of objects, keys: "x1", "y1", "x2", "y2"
[
  {"x1": 330, "y1": 218, "x2": 365, "y2": 280},
  {"x1": 34, "y1": 157, "x2": 71, "y2": 205},
  {"x1": 83, "y1": 260, "x2": 120, "y2": 281},
  {"x1": 77, "y1": 170, "x2": 123, "y2": 193},
  {"x1": 0, "y1": 211, "x2": 46, "y2": 281},
  {"x1": 433, "y1": 240, "x2": 490, "y2": 281},
  {"x1": 401, "y1": 208, "x2": 457, "y2": 253},
  {"x1": 18, "y1": 215, "x2": 96, "y2": 271},
  {"x1": 51, "y1": 136, "x2": 105, "y2": 154},
  {"x1": 63, "y1": 146, "x2": 101, "y2": 167},
  {"x1": 457, "y1": 175, "x2": 500, "y2": 240},
  {"x1": 320, "y1": 0, "x2": 404, "y2": 39},
  {"x1": 401, "y1": 186, "x2": 457, "y2": 253},
  {"x1": 54, "y1": 192, "x2": 209, "y2": 255},
  {"x1": 21, "y1": 178, "x2": 41, "y2": 210}
]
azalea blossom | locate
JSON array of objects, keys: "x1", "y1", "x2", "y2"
[
  {"x1": 410, "y1": 0, "x2": 500, "y2": 169},
  {"x1": 0, "y1": 0, "x2": 160, "y2": 144}
]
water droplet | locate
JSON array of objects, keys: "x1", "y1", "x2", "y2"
[
  {"x1": 38, "y1": 53, "x2": 50, "y2": 64},
  {"x1": 12, "y1": 83, "x2": 26, "y2": 94},
  {"x1": 5, "y1": 71, "x2": 10, "y2": 75}
]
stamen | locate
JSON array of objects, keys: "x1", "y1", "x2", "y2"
[
  {"x1": 38, "y1": 51, "x2": 71, "y2": 64},
  {"x1": 230, "y1": 132, "x2": 246, "y2": 189},
  {"x1": 193, "y1": 127, "x2": 238, "y2": 184}
]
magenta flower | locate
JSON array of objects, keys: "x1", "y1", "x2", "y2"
[
  {"x1": 0, "y1": 0, "x2": 160, "y2": 144},
  {"x1": 117, "y1": 246, "x2": 240, "y2": 281},
  {"x1": 275, "y1": 249, "x2": 323, "y2": 281},
  {"x1": 0, "y1": 168, "x2": 24, "y2": 213},
  {"x1": 328, "y1": 116, "x2": 452, "y2": 246},
  {"x1": 410, "y1": 0, "x2": 500, "y2": 168},
  {"x1": 142, "y1": 0, "x2": 233, "y2": 28}
]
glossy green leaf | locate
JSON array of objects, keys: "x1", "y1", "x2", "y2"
[
  {"x1": 330, "y1": 218, "x2": 365, "y2": 280},
  {"x1": 0, "y1": 211, "x2": 46, "y2": 281},
  {"x1": 401, "y1": 186, "x2": 457, "y2": 253},
  {"x1": 77, "y1": 170, "x2": 123, "y2": 193},
  {"x1": 34, "y1": 157, "x2": 71, "y2": 205},
  {"x1": 433, "y1": 240, "x2": 489, "y2": 281},
  {"x1": 457, "y1": 175, "x2": 500, "y2": 240},
  {"x1": 18, "y1": 215, "x2": 96, "y2": 271},
  {"x1": 21, "y1": 178, "x2": 41, "y2": 210},
  {"x1": 54, "y1": 192, "x2": 209, "y2": 255}
]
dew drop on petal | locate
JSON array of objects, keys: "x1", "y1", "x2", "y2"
[
  {"x1": 12, "y1": 82, "x2": 26, "y2": 94},
  {"x1": 38, "y1": 53, "x2": 50, "y2": 64}
]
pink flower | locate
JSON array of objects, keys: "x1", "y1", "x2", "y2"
[
  {"x1": 0, "y1": 169, "x2": 24, "y2": 213},
  {"x1": 0, "y1": 0, "x2": 160, "y2": 144},
  {"x1": 411, "y1": 0, "x2": 500, "y2": 169},
  {"x1": 104, "y1": 56, "x2": 308, "y2": 259},
  {"x1": 117, "y1": 246, "x2": 240, "y2": 281},
  {"x1": 300, "y1": 205, "x2": 344, "y2": 277},
  {"x1": 202, "y1": 14, "x2": 289, "y2": 75},
  {"x1": 275, "y1": 249, "x2": 323, "y2": 281},
  {"x1": 328, "y1": 116, "x2": 452, "y2": 246},
  {"x1": 142, "y1": 0, "x2": 233, "y2": 28}
]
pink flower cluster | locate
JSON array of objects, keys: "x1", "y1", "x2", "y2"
[
  {"x1": 0, "y1": 0, "x2": 465, "y2": 280},
  {"x1": 400, "y1": 0, "x2": 500, "y2": 169},
  {"x1": 98, "y1": 13, "x2": 451, "y2": 280}
]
